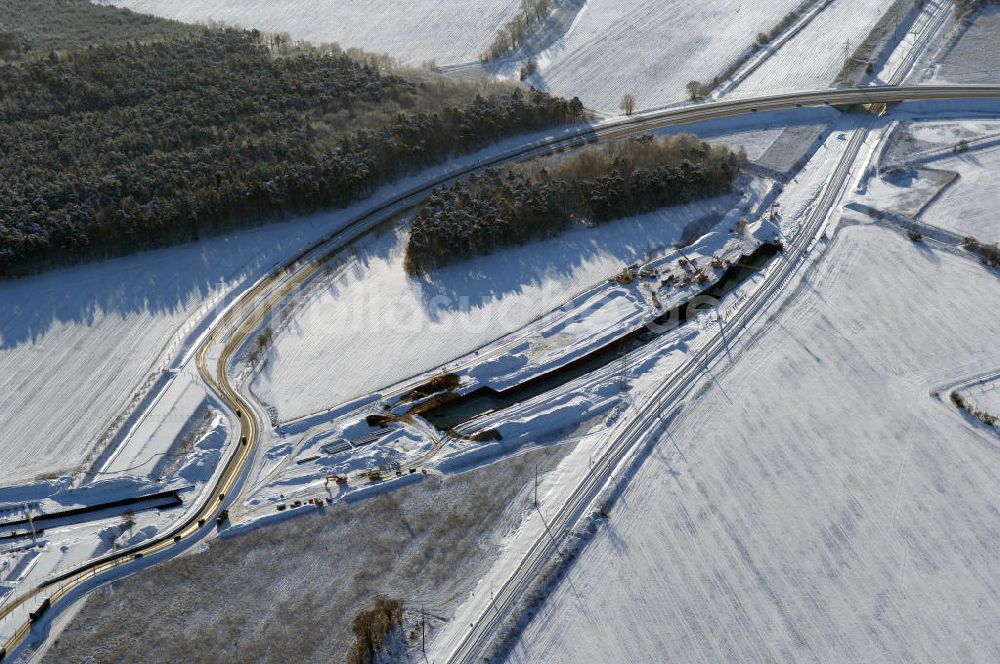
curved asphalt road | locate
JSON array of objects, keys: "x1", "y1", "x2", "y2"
[{"x1": 3, "y1": 84, "x2": 1000, "y2": 662}]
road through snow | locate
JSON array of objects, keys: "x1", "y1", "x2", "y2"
[{"x1": 6, "y1": 86, "x2": 1000, "y2": 662}]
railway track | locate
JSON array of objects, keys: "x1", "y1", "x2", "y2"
[
  {"x1": 3, "y1": 84, "x2": 1000, "y2": 661},
  {"x1": 442, "y1": 109, "x2": 871, "y2": 664},
  {"x1": 445, "y1": 17, "x2": 969, "y2": 661}
]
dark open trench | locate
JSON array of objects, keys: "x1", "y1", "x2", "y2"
[{"x1": 420, "y1": 242, "x2": 782, "y2": 430}]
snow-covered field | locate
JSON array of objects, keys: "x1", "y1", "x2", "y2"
[
  {"x1": 252, "y1": 191, "x2": 744, "y2": 423},
  {"x1": 0, "y1": 121, "x2": 595, "y2": 489},
  {"x1": 882, "y1": 119, "x2": 1000, "y2": 166},
  {"x1": 508, "y1": 223, "x2": 1000, "y2": 663},
  {"x1": 735, "y1": 0, "x2": 909, "y2": 96},
  {"x1": 867, "y1": 119, "x2": 1000, "y2": 241},
  {"x1": 0, "y1": 217, "x2": 328, "y2": 486},
  {"x1": 933, "y1": 5, "x2": 1000, "y2": 84},
  {"x1": 103, "y1": 0, "x2": 922, "y2": 118},
  {"x1": 920, "y1": 141, "x2": 1000, "y2": 243},
  {"x1": 519, "y1": 0, "x2": 802, "y2": 114},
  {"x1": 98, "y1": 0, "x2": 520, "y2": 64},
  {"x1": 2, "y1": 0, "x2": 998, "y2": 658},
  {"x1": 38, "y1": 444, "x2": 570, "y2": 664},
  {"x1": 239, "y1": 181, "x2": 777, "y2": 511},
  {"x1": 861, "y1": 165, "x2": 954, "y2": 218}
]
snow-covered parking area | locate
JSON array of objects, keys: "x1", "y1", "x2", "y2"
[{"x1": 507, "y1": 223, "x2": 1000, "y2": 663}]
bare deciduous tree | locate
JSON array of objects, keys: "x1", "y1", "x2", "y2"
[
  {"x1": 121, "y1": 510, "x2": 136, "y2": 538},
  {"x1": 482, "y1": 0, "x2": 556, "y2": 60},
  {"x1": 686, "y1": 81, "x2": 708, "y2": 101},
  {"x1": 620, "y1": 93, "x2": 636, "y2": 116}
]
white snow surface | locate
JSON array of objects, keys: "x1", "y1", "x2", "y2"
[
  {"x1": 97, "y1": 0, "x2": 520, "y2": 65},
  {"x1": 920, "y1": 141, "x2": 1000, "y2": 243},
  {"x1": 252, "y1": 191, "x2": 744, "y2": 423},
  {"x1": 239, "y1": 203, "x2": 777, "y2": 511},
  {"x1": 0, "y1": 218, "x2": 325, "y2": 486},
  {"x1": 860, "y1": 166, "x2": 952, "y2": 218},
  {"x1": 734, "y1": 0, "x2": 905, "y2": 97},
  {"x1": 931, "y1": 5, "x2": 1000, "y2": 85},
  {"x1": 518, "y1": 0, "x2": 802, "y2": 114},
  {"x1": 238, "y1": 187, "x2": 780, "y2": 515},
  {"x1": 508, "y1": 224, "x2": 1000, "y2": 663},
  {"x1": 963, "y1": 378, "x2": 1000, "y2": 418},
  {"x1": 0, "y1": 121, "x2": 594, "y2": 488}
]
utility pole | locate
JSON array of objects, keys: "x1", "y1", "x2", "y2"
[
  {"x1": 533, "y1": 462, "x2": 539, "y2": 507},
  {"x1": 619, "y1": 345, "x2": 628, "y2": 391},
  {"x1": 844, "y1": 38, "x2": 850, "y2": 63},
  {"x1": 717, "y1": 308, "x2": 731, "y2": 361},
  {"x1": 421, "y1": 605, "x2": 426, "y2": 654}
]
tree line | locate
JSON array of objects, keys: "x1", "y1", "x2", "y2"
[
  {"x1": 956, "y1": 0, "x2": 999, "y2": 21},
  {"x1": 482, "y1": 0, "x2": 554, "y2": 60},
  {"x1": 405, "y1": 134, "x2": 746, "y2": 274},
  {"x1": 0, "y1": 0, "x2": 198, "y2": 55},
  {"x1": 0, "y1": 28, "x2": 585, "y2": 276}
]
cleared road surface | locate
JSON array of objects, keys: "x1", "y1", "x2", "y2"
[{"x1": 3, "y1": 84, "x2": 1000, "y2": 662}]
